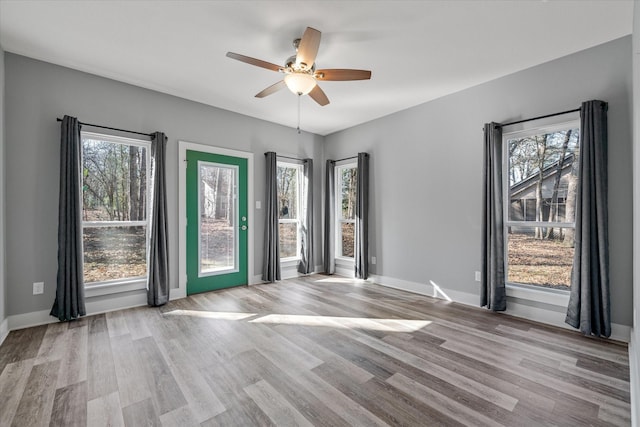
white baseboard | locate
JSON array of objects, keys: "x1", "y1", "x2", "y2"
[
  {"x1": 8, "y1": 309, "x2": 58, "y2": 330},
  {"x1": 281, "y1": 264, "x2": 301, "y2": 280},
  {"x1": 251, "y1": 264, "x2": 324, "y2": 286},
  {"x1": 368, "y1": 274, "x2": 476, "y2": 305},
  {"x1": 368, "y1": 274, "x2": 631, "y2": 343},
  {"x1": 6, "y1": 290, "x2": 151, "y2": 332},
  {"x1": 170, "y1": 287, "x2": 186, "y2": 300},
  {"x1": 336, "y1": 266, "x2": 354, "y2": 278},
  {"x1": 630, "y1": 331, "x2": 639, "y2": 427},
  {"x1": 0, "y1": 317, "x2": 9, "y2": 346}
]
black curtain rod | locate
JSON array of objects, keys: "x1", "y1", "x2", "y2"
[
  {"x1": 56, "y1": 118, "x2": 154, "y2": 137},
  {"x1": 269, "y1": 153, "x2": 306, "y2": 161},
  {"x1": 331, "y1": 155, "x2": 358, "y2": 163},
  {"x1": 498, "y1": 107, "x2": 580, "y2": 128},
  {"x1": 263, "y1": 153, "x2": 306, "y2": 161}
]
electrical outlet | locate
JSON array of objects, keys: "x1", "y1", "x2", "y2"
[
  {"x1": 371, "y1": 256, "x2": 377, "y2": 265},
  {"x1": 33, "y1": 282, "x2": 44, "y2": 295},
  {"x1": 474, "y1": 271, "x2": 481, "y2": 282}
]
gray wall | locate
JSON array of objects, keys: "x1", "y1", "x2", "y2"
[
  {"x1": 0, "y1": 46, "x2": 5, "y2": 325},
  {"x1": 2, "y1": 37, "x2": 634, "y2": 328},
  {"x1": 4, "y1": 53, "x2": 324, "y2": 317},
  {"x1": 325, "y1": 36, "x2": 634, "y2": 327}
]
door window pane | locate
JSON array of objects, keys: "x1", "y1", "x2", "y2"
[{"x1": 199, "y1": 163, "x2": 237, "y2": 275}]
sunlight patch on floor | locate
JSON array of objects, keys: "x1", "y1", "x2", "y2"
[
  {"x1": 249, "y1": 314, "x2": 432, "y2": 332},
  {"x1": 163, "y1": 309, "x2": 432, "y2": 332},
  {"x1": 164, "y1": 309, "x2": 256, "y2": 320},
  {"x1": 314, "y1": 277, "x2": 360, "y2": 284}
]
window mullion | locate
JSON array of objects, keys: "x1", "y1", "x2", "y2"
[
  {"x1": 83, "y1": 221, "x2": 147, "y2": 228},
  {"x1": 505, "y1": 221, "x2": 574, "y2": 228}
]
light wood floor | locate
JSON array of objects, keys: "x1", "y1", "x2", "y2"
[{"x1": 0, "y1": 275, "x2": 631, "y2": 426}]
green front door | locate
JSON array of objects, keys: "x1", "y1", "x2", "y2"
[{"x1": 186, "y1": 150, "x2": 248, "y2": 294}]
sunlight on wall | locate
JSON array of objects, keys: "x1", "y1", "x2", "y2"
[{"x1": 430, "y1": 280, "x2": 452, "y2": 301}]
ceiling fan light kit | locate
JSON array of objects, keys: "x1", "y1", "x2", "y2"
[
  {"x1": 226, "y1": 26, "x2": 371, "y2": 107},
  {"x1": 284, "y1": 72, "x2": 317, "y2": 95}
]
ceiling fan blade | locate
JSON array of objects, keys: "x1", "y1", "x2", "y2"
[
  {"x1": 255, "y1": 80, "x2": 287, "y2": 98},
  {"x1": 309, "y1": 84, "x2": 330, "y2": 106},
  {"x1": 226, "y1": 52, "x2": 281, "y2": 72},
  {"x1": 296, "y1": 27, "x2": 321, "y2": 70},
  {"x1": 315, "y1": 69, "x2": 372, "y2": 81}
]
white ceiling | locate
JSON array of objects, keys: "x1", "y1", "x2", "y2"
[{"x1": 0, "y1": 1, "x2": 633, "y2": 136}]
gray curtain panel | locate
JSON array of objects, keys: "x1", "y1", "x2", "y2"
[
  {"x1": 565, "y1": 100, "x2": 610, "y2": 337},
  {"x1": 51, "y1": 115, "x2": 86, "y2": 321},
  {"x1": 355, "y1": 153, "x2": 369, "y2": 279},
  {"x1": 323, "y1": 160, "x2": 336, "y2": 274},
  {"x1": 298, "y1": 158, "x2": 314, "y2": 274},
  {"x1": 147, "y1": 132, "x2": 170, "y2": 306},
  {"x1": 481, "y1": 122, "x2": 507, "y2": 311},
  {"x1": 262, "y1": 152, "x2": 281, "y2": 282}
]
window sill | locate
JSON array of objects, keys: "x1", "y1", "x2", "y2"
[
  {"x1": 85, "y1": 278, "x2": 147, "y2": 298},
  {"x1": 280, "y1": 258, "x2": 301, "y2": 268},
  {"x1": 336, "y1": 257, "x2": 355, "y2": 269},
  {"x1": 506, "y1": 283, "x2": 570, "y2": 307}
]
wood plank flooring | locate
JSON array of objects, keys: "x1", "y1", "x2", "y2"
[{"x1": 0, "y1": 275, "x2": 631, "y2": 426}]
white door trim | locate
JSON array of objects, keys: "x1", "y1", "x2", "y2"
[{"x1": 176, "y1": 141, "x2": 255, "y2": 299}]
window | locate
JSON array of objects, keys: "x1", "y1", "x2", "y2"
[
  {"x1": 336, "y1": 162, "x2": 357, "y2": 258},
  {"x1": 277, "y1": 161, "x2": 303, "y2": 259},
  {"x1": 81, "y1": 132, "x2": 150, "y2": 285},
  {"x1": 504, "y1": 121, "x2": 580, "y2": 291}
]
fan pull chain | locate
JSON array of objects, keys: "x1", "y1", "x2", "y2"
[{"x1": 297, "y1": 94, "x2": 301, "y2": 134}]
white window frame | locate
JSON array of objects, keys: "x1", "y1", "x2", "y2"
[
  {"x1": 502, "y1": 119, "x2": 579, "y2": 304},
  {"x1": 81, "y1": 131, "x2": 151, "y2": 293},
  {"x1": 277, "y1": 160, "x2": 303, "y2": 261},
  {"x1": 335, "y1": 161, "x2": 357, "y2": 260}
]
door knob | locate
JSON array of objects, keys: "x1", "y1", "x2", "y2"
[
  {"x1": 241, "y1": 225, "x2": 247, "y2": 231},
  {"x1": 242, "y1": 216, "x2": 247, "y2": 221}
]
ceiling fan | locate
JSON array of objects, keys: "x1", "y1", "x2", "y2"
[{"x1": 226, "y1": 27, "x2": 371, "y2": 106}]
